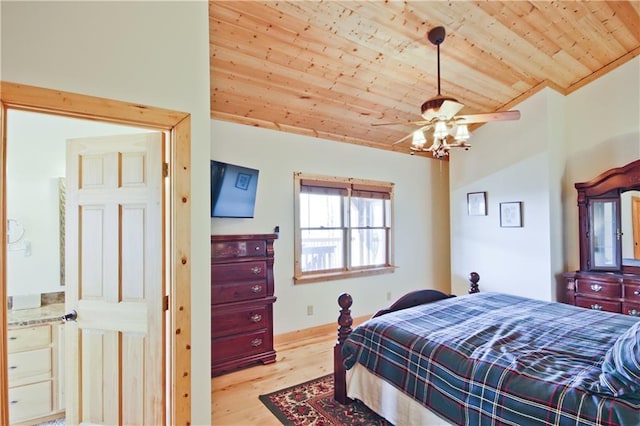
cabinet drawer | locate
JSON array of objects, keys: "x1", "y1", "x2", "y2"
[
  {"x1": 622, "y1": 302, "x2": 640, "y2": 317},
  {"x1": 575, "y1": 296, "x2": 621, "y2": 313},
  {"x1": 212, "y1": 261, "x2": 267, "y2": 283},
  {"x1": 212, "y1": 304, "x2": 270, "y2": 337},
  {"x1": 8, "y1": 348, "x2": 52, "y2": 385},
  {"x1": 212, "y1": 329, "x2": 272, "y2": 363},
  {"x1": 9, "y1": 381, "x2": 52, "y2": 423},
  {"x1": 8, "y1": 325, "x2": 51, "y2": 353},
  {"x1": 211, "y1": 280, "x2": 267, "y2": 304},
  {"x1": 212, "y1": 240, "x2": 266, "y2": 259},
  {"x1": 623, "y1": 284, "x2": 640, "y2": 302},
  {"x1": 576, "y1": 279, "x2": 621, "y2": 298}
]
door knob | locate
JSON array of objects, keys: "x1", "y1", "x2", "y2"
[{"x1": 61, "y1": 309, "x2": 78, "y2": 322}]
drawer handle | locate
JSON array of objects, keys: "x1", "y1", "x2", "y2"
[
  {"x1": 251, "y1": 266, "x2": 262, "y2": 274},
  {"x1": 250, "y1": 285, "x2": 262, "y2": 293},
  {"x1": 250, "y1": 313, "x2": 262, "y2": 323},
  {"x1": 590, "y1": 304, "x2": 603, "y2": 310},
  {"x1": 9, "y1": 336, "x2": 17, "y2": 341},
  {"x1": 9, "y1": 400, "x2": 18, "y2": 405},
  {"x1": 251, "y1": 338, "x2": 263, "y2": 347},
  {"x1": 634, "y1": 290, "x2": 640, "y2": 296},
  {"x1": 255, "y1": 246, "x2": 261, "y2": 251},
  {"x1": 628, "y1": 309, "x2": 640, "y2": 317},
  {"x1": 590, "y1": 284, "x2": 603, "y2": 292},
  {"x1": 8, "y1": 366, "x2": 17, "y2": 370}
]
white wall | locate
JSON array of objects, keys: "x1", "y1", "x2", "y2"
[
  {"x1": 211, "y1": 120, "x2": 452, "y2": 333},
  {"x1": 1, "y1": 2, "x2": 211, "y2": 424},
  {"x1": 450, "y1": 57, "x2": 640, "y2": 301},
  {"x1": 450, "y1": 89, "x2": 557, "y2": 299},
  {"x1": 563, "y1": 58, "x2": 640, "y2": 272}
]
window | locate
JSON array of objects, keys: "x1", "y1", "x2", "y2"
[{"x1": 294, "y1": 173, "x2": 395, "y2": 283}]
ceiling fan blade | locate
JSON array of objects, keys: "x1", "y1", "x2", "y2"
[
  {"x1": 438, "y1": 100, "x2": 465, "y2": 120},
  {"x1": 390, "y1": 132, "x2": 414, "y2": 146},
  {"x1": 455, "y1": 110, "x2": 521, "y2": 124},
  {"x1": 391, "y1": 124, "x2": 432, "y2": 146},
  {"x1": 372, "y1": 120, "x2": 430, "y2": 127},
  {"x1": 420, "y1": 100, "x2": 464, "y2": 122}
]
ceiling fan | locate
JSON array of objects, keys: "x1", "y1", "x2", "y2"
[{"x1": 374, "y1": 26, "x2": 521, "y2": 158}]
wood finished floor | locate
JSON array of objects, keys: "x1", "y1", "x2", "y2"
[
  {"x1": 211, "y1": 328, "x2": 337, "y2": 425},
  {"x1": 211, "y1": 315, "x2": 370, "y2": 425}
]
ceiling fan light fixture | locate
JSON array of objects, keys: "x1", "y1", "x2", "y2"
[
  {"x1": 454, "y1": 123, "x2": 470, "y2": 141},
  {"x1": 433, "y1": 120, "x2": 448, "y2": 139},
  {"x1": 411, "y1": 130, "x2": 426, "y2": 148}
]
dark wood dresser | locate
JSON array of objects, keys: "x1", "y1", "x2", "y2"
[
  {"x1": 211, "y1": 233, "x2": 278, "y2": 376},
  {"x1": 562, "y1": 271, "x2": 640, "y2": 316},
  {"x1": 564, "y1": 159, "x2": 640, "y2": 317}
]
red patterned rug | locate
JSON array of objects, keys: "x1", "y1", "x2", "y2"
[{"x1": 259, "y1": 374, "x2": 392, "y2": 425}]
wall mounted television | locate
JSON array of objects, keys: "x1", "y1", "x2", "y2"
[{"x1": 210, "y1": 160, "x2": 259, "y2": 218}]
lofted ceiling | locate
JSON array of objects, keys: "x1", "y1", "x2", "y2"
[{"x1": 210, "y1": 1, "x2": 640, "y2": 158}]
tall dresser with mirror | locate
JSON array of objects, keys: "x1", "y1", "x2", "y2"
[
  {"x1": 210, "y1": 233, "x2": 278, "y2": 376},
  {"x1": 563, "y1": 159, "x2": 640, "y2": 317}
]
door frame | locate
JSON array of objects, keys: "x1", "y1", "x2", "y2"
[{"x1": 0, "y1": 81, "x2": 192, "y2": 425}]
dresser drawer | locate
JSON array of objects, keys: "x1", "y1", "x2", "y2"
[
  {"x1": 212, "y1": 240, "x2": 266, "y2": 259},
  {"x1": 9, "y1": 381, "x2": 52, "y2": 423},
  {"x1": 622, "y1": 302, "x2": 640, "y2": 317},
  {"x1": 576, "y1": 279, "x2": 621, "y2": 298},
  {"x1": 575, "y1": 296, "x2": 621, "y2": 313},
  {"x1": 623, "y1": 284, "x2": 640, "y2": 302},
  {"x1": 212, "y1": 304, "x2": 270, "y2": 337},
  {"x1": 8, "y1": 347, "x2": 52, "y2": 385},
  {"x1": 211, "y1": 280, "x2": 267, "y2": 304},
  {"x1": 212, "y1": 329, "x2": 272, "y2": 363},
  {"x1": 212, "y1": 261, "x2": 267, "y2": 283},
  {"x1": 8, "y1": 325, "x2": 51, "y2": 353}
]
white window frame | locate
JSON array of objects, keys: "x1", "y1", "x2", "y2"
[{"x1": 293, "y1": 172, "x2": 396, "y2": 284}]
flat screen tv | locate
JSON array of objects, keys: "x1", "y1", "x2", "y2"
[{"x1": 210, "y1": 160, "x2": 259, "y2": 218}]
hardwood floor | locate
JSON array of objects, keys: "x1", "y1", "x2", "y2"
[{"x1": 211, "y1": 316, "x2": 367, "y2": 425}]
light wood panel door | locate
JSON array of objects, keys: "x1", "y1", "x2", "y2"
[{"x1": 64, "y1": 132, "x2": 165, "y2": 425}]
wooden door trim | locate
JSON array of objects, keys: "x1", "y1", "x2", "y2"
[{"x1": 0, "y1": 81, "x2": 192, "y2": 425}]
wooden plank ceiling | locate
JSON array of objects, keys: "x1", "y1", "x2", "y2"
[{"x1": 210, "y1": 1, "x2": 640, "y2": 158}]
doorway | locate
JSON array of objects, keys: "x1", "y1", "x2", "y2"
[{"x1": 0, "y1": 82, "x2": 192, "y2": 425}]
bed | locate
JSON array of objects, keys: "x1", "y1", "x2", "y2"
[{"x1": 333, "y1": 283, "x2": 640, "y2": 425}]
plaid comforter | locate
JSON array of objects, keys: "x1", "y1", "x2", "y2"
[{"x1": 342, "y1": 293, "x2": 640, "y2": 425}]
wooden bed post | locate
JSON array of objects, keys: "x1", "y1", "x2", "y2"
[
  {"x1": 334, "y1": 292, "x2": 353, "y2": 405},
  {"x1": 469, "y1": 271, "x2": 480, "y2": 293}
]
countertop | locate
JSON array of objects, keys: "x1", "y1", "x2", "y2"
[{"x1": 8, "y1": 303, "x2": 65, "y2": 328}]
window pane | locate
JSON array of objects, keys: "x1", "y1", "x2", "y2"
[
  {"x1": 301, "y1": 229, "x2": 343, "y2": 272},
  {"x1": 351, "y1": 229, "x2": 386, "y2": 267},
  {"x1": 300, "y1": 193, "x2": 342, "y2": 228},
  {"x1": 350, "y1": 197, "x2": 385, "y2": 227}
]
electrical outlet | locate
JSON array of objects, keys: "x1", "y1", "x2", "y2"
[
  {"x1": 386, "y1": 292, "x2": 392, "y2": 301},
  {"x1": 307, "y1": 305, "x2": 314, "y2": 316}
]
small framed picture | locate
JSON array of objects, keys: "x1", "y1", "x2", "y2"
[
  {"x1": 467, "y1": 192, "x2": 487, "y2": 216},
  {"x1": 235, "y1": 173, "x2": 251, "y2": 190},
  {"x1": 500, "y1": 202, "x2": 522, "y2": 227}
]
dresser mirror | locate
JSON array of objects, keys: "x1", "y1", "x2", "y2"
[{"x1": 576, "y1": 160, "x2": 640, "y2": 274}]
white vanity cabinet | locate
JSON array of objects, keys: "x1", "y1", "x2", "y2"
[{"x1": 7, "y1": 323, "x2": 64, "y2": 424}]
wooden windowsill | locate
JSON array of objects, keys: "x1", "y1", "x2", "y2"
[{"x1": 294, "y1": 266, "x2": 396, "y2": 285}]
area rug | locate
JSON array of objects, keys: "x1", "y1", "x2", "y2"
[{"x1": 259, "y1": 374, "x2": 392, "y2": 425}]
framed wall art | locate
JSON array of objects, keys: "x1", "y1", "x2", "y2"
[
  {"x1": 467, "y1": 192, "x2": 487, "y2": 216},
  {"x1": 500, "y1": 201, "x2": 522, "y2": 227}
]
